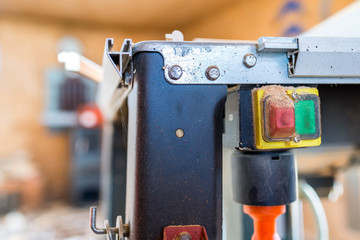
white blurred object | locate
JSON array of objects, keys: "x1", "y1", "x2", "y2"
[
  {"x1": 0, "y1": 205, "x2": 100, "y2": 240},
  {"x1": 57, "y1": 52, "x2": 103, "y2": 83},
  {"x1": 4, "y1": 212, "x2": 27, "y2": 233},
  {"x1": 328, "y1": 180, "x2": 344, "y2": 202},
  {"x1": 0, "y1": 150, "x2": 38, "y2": 182},
  {"x1": 57, "y1": 52, "x2": 81, "y2": 72},
  {"x1": 57, "y1": 36, "x2": 84, "y2": 55},
  {"x1": 303, "y1": 1, "x2": 360, "y2": 37},
  {"x1": 299, "y1": 181, "x2": 329, "y2": 240},
  {"x1": 57, "y1": 35, "x2": 102, "y2": 83},
  {"x1": 165, "y1": 30, "x2": 184, "y2": 41},
  {"x1": 78, "y1": 110, "x2": 98, "y2": 128}
]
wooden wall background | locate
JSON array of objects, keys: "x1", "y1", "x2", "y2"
[
  {"x1": 0, "y1": 0, "x2": 354, "y2": 201},
  {"x1": 0, "y1": 18, "x2": 164, "y2": 199}
]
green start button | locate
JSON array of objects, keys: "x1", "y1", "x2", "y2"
[
  {"x1": 294, "y1": 94, "x2": 320, "y2": 139},
  {"x1": 295, "y1": 100, "x2": 316, "y2": 135}
]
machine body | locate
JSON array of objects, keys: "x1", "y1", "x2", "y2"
[
  {"x1": 126, "y1": 52, "x2": 226, "y2": 239},
  {"x1": 91, "y1": 36, "x2": 360, "y2": 240}
]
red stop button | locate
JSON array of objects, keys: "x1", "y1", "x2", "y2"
[{"x1": 268, "y1": 105, "x2": 295, "y2": 139}]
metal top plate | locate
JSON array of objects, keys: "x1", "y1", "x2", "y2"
[{"x1": 133, "y1": 38, "x2": 360, "y2": 84}]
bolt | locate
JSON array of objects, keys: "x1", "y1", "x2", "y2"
[
  {"x1": 176, "y1": 232, "x2": 192, "y2": 240},
  {"x1": 243, "y1": 53, "x2": 257, "y2": 68},
  {"x1": 205, "y1": 66, "x2": 220, "y2": 80},
  {"x1": 293, "y1": 136, "x2": 301, "y2": 143},
  {"x1": 291, "y1": 91, "x2": 299, "y2": 100},
  {"x1": 169, "y1": 65, "x2": 183, "y2": 80}
]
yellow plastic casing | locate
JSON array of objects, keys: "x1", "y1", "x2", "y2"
[{"x1": 253, "y1": 87, "x2": 321, "y2": 150}]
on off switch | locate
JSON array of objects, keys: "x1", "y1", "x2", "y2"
[{"x1": 253, "y1": 86, "x2": 321, "y2": 150}]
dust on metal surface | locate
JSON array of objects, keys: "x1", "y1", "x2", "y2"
[{"x1": 133, "y1": 38, "x2": 360, "y2": 84}]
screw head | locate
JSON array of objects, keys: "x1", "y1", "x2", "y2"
[
  {"x1": 293, "y1": 136, "x2": 301, "y2": 143},
  {"x1": 291, "y1": 91, "x2": 299, "y2": 100},
  {"x1": 168, "y1": 65, "x2": 183, "y2": 80},
  {"x1": 243, "y1": 53, "x2": 257, "y2": 68},
  {"x1": 205, "y1": 66, "x2": 220, "y2": 80},
  {"x1": 176, "y1": 232, "x2": 192, "y2": 240}
]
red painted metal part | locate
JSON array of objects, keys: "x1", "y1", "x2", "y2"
[{"x1": 163, "y1": 225, "x2": 209, "y2": 240}]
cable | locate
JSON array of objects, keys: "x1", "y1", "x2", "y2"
[{"x1": 299, "y1": 180, "x2": 329, "y2": 240}]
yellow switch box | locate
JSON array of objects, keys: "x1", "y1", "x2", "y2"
[{"x1": 252, "y1": 86, "x2": 321, "y2": 150}]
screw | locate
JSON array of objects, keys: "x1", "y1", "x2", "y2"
[
  {"x1": 205, "y1": 66, "x2": 220, "y2": 80},
  {"x1": 243, "y1": 53, "x2": 257, "y2": 68},
  {"x1": 176, "y1": 232, "x2": 192, "y2": 240},
  {"x1": 169, "y1": 65, "x2": 183, "y2": 80},
  {"x1": 293, "y1": 136, "x2": 301, "y2": 143},
  {"x1": 291, "y1": 91, "x2": 299, "y2": 100}
]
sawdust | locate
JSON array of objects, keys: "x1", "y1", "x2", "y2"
[{"x1": 252, "y1": 85, "x2": 305, "y2": 141}]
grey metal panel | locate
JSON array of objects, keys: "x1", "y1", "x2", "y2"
[
  {"x1": 292, "y1": 37, "x2": 360, "y2": 77},
  {"x1": 223, "y1": 90, "x2": 241, "y2": 148}
]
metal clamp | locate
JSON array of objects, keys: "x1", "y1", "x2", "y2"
[
  {"x1": 90, "y1": 206, "x2": 129, "y2": 240},
  {"x1": 97, "y1": 39, "x2": 134, "y2": 119}
]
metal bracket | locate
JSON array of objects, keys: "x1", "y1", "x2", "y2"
[
  {"x1": 97, "y1": 39, "x2": 133, "y2": 119},
  {"x1": 257, "y1": 37, "x2": 298, "y2": 52},
  {"x1": 104, "y1": 38, "x2": 133, "y2": 87},
  {"x1": 90, "y1": 206, "x2": 129, "y2": 240}
]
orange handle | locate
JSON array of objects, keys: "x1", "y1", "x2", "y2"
[{"x1": 243, "y1": 205, "x2": 286, "y2": 240}]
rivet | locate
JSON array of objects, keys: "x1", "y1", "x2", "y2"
[{"x1": 176, "y1": 129, "x2": 185, "y2": 138}]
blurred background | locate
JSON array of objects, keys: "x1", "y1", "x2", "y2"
[{"x1": 0, "y1": 0, "x2": 359, "y2": 239}]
